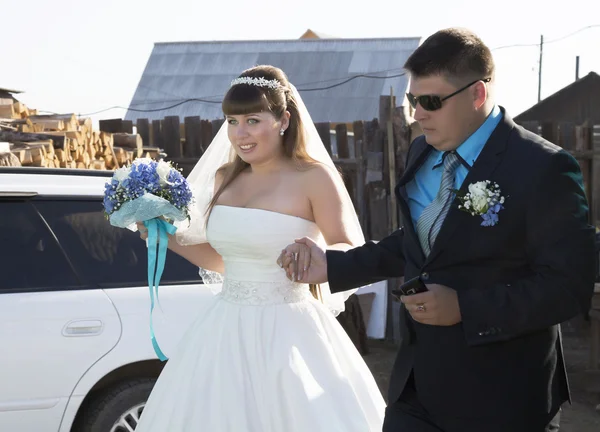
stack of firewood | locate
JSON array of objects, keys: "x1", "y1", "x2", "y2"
[{"x1": 0, "y1": 99, "x2": 161, "y2": 170}]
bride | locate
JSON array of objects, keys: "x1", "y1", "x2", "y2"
[{"x1": 134, "y1": 64, "x2": 386, "y2": 431}]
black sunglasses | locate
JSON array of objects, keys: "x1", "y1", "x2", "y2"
[{"x1": 406, "y1": 78, "x2": 491, "y2": 111}]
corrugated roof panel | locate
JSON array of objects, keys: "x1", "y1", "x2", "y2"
[{"x1": 125, "y1": 37, "x2": 421, "y2": 123}]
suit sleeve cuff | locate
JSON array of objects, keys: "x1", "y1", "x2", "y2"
[
  {"x1": 325, "y1": 249, "x2": 349, "y2": 294},
  {"x1": 457, "y1": 287, "x2": 512, "y2": 346}
]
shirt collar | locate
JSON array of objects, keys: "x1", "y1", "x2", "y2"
[{"x1": 432, "y1": 104, "x2": 502, "y2": 169}]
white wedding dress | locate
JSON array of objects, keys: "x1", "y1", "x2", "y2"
[{"x1": 136, "y1": 205, "x2": 386, "y2": 431}]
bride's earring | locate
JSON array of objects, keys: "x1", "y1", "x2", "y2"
[{"x1": 280, "y1": 128, "x2": 285, "y2": 136}]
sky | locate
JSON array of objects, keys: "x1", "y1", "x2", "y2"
[{"x1": 1, "y1": 0, "x2": 599, "y2": 126}]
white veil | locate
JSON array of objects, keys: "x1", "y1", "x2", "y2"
[{"x1": 174, "y1": 83, "x2": 365, "y2": 315}]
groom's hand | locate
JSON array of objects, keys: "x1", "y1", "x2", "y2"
[
  {"x1": 401, "y1": 284, "x2": 462, "y2": 326},
  {"x1": 277, "y1": 237, "x2": 328, "y2": 284}
]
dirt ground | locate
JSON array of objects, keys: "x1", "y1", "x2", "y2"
[{"x1": 362, "y1": 317, "x2": 600, "y2": 431}]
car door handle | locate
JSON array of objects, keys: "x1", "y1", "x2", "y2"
[{"x1": 62, "y1": 320, "x2": 104, "y2": 337}]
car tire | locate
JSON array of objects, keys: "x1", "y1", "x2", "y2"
[{"x1": 77, "y1": 378, "x2": 156, "y2": 432}]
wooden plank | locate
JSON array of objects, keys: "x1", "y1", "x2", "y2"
[
  {"x1": 335, "y1": 124, "x2": 350, "y2": 159},
  {"x1": 392, "y1": 109, "x2": 412, "y2": 230},
  {"x1": 136, "y1": 118, "x2": 150, "y2": 147},
  {"x1": 365, "y1": 119, "x2": 384, "y2": 184},
  {"x1": 123, "y1": 120, "x2": 133, "y2": 134},
  {"x1": 13, "y1": 103, "x2": 28, "y2": 118},
  {"x1": 353, "y1": 121, "x2": 367, "y2": 232},
  {"x1": 0, "y1": 130, "x2": 66, "y2": 150},
  {"x1": 211, "y1": 119, "x2": 225, "y2": 140},
  {"x1": 29, "y1": 114, "x2": 77, "y2": 131},
  {"x1": 184, "y1": 116, "x2": 202, "y2": 157},
  {"x1": 366, "y1": 119, "x2": 383, "y2": 152},
  {"x1": 201, "y1": 120, "x2": 214, "y2": 153},
  {"x1": 575, "y1": 125, "x2": 590, "y2": 151},
  {"x1": 315, "y1": 122, "x2": 332, "y2": 156},
  {"x1": 379, "y1": 95, "x2": 392, "y2": 128},
  {"x1": 367, "y1": 182, "x2": 389, "y2": 240},
  {"x1": 113, "y1": 133, "x2": 143, "y2": 158},
  {"x1": 99, "y1": 118, "x2": 132, "y2": 134},
  {"x1": 558, "y1": 122, "x2": 576, "y2": 151},
  {"x1": 0, "y1": 104, "x2": 15, "y2": 119},
  {"x1": 385, "y1": 92, "x2": 398, "y2": 232},
  {"x1": 333, "y1": 124, "x2": 355, "y2": 209},
  {"x1": 152, "y1": 120, "x2": 163, "y2": 150},
  {"x1": 33, "y1": 119, "x2": 64, "y2": 131},
  {"x1": 162, "y1": 116, "x2": 181, "y2": 158}
]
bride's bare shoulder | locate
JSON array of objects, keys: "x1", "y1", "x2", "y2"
[
  {"x1": 294, "y1": 162, "x2": 343, "y2": 203},
  {"x1": 297, "y1": 161, "x2": 341, "y2": 185}
]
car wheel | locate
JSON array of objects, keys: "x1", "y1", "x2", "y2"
[{"x1": 77, "y1": 378, "x2": 156, "y2": 432}]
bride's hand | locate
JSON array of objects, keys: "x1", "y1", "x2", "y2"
[
  {"x1": 277, "y1": 242, "x2": 311, "y2": 282},
  {"x1": 136, "y1": 222, "x2": 148, "y2": 240},
  {"x1": 277, "y1": 237, "x2": 327, "y2": 284}
]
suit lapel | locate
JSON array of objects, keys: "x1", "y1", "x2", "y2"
[{"x1": 424, "y1": 110, "x2": 513, "y2": 264}]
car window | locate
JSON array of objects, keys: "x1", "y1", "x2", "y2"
[
  {"x1": 34, "y1": 199, "x2": 202, "y2": 288},
  {"x1": 0, "y1": 200, "x2": 81, "y2": 291}
]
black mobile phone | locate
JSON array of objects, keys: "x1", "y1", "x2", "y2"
[{"x1": 392, "y1": 275, "x2": 428, "y2": 298}]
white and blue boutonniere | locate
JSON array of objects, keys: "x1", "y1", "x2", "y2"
[{"x1": 454, "y1": 180, "x2": 506, "y2": 226}]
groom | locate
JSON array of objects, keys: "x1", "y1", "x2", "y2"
[{"x1": 282, "y1": 28, "x2": 596, "y2": 431}]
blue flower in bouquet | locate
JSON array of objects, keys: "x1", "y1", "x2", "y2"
[
  {"x1": 123, "y1": 160, "x2": 161, "y2": 199},
  {"x1": 103, "y1": 179, "x2": 119, "y2": 214},
  {"x1": 102, "y1": 158, "x2": 193, "y2": 222},
  {"x1": 167, "y1": 169, "x2": 194, "y2": 210}
]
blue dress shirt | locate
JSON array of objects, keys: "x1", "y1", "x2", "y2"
[{"x1": 406, "y1": 105, "x2": 503, "y2": 228}]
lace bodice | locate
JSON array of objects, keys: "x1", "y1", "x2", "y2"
[{"x1": 206, "y1": 205, "x2": 323, "y2": 306}]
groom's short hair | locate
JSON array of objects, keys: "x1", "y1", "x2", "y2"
[{"x1": 404, "y1": 28, "x2": 495, "y2": 85}]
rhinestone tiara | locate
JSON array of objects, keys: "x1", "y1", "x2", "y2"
[{"x1": 230, "y1": 76, "x2": 281, "y2": 89}]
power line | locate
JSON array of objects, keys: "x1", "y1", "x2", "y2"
[
  {"x1": 546, "y1": 24, "x2": 600, "y2": 44},
  {"x1": 126, "y1": 67, "x2": 407, "y2": 108},
  {"x1": 35, "y1": 24, "x2": 600, "y2": 117},
  {"x1": 297, "y1": 72, "x2": 406, "y2": 91},
  {"x1": 491, "y1": 23, "x2": 600, "y2": 51},
  {"x1": 71, "y1": 71, "x2": 407, "y2": 116}
]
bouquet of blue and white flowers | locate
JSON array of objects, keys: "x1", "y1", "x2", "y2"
[
  {"x1": 103, "y1": 157, "x2": 193, "y2": 361},
  {"x1": 103, "y1": 158, "x2": 193, "y2": 225}
]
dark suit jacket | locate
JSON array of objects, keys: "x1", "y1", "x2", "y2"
[{"x1": 326, "y1": 108, "x2": 596, "y2": 428}]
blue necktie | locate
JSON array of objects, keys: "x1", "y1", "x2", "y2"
[{"x1": 416, "y1": 152, "x2": 461, "y2": 256}]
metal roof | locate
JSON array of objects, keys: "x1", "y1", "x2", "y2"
[
  {"x1": 514, "y1": 71, "x2": 600, "y2": 124},
  {"x1": 0, "y1": 87, "x2": 23, "y2": 95},
  {"x1": 125, "y1": 37, "x2": 421, "y2": 124}
]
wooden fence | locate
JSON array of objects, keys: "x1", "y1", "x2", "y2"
[
  {"x1": 100, "y1": 95, "x2": 412, "y2": 243},
  {"x1": 102, "y1": 110, "x2": 600, "y2": 345}
]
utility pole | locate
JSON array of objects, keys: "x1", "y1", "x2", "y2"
[
  {"x1": 387, "y1": 86, "x2": 398, "y2": 232},
  {"x1": 576, "y1": 55, "x2": 580, "y2": 80},
  {"x1": 538, "y1": 35, "x2": 544, "y2": 102}
]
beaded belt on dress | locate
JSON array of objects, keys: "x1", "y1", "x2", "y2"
[{"x1": 219, "y1": 278, "x2": 311, "y2": 305}]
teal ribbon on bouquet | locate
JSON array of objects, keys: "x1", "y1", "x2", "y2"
[{"x1": 143, "y1": 218, "x2": 177, "y2": 362}]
